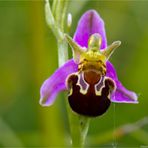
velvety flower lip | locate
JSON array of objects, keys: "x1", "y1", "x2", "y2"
[{"x1": 40, "y1": 9, "x2": 138, "y2": 106}]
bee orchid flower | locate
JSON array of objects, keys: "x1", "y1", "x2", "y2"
[{"x1": 40, "y1": 10, "x2": 138, "y2": 117}]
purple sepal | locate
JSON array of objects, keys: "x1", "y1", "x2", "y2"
[
  {"x1": 73, "y1": 10, "x2": 107, "y2": 49},
  {"x1": 106, "y1": 62, "x2": 138, "y2": 103},
  {"x1": 40, "y1": 60, "x2": 78, "y2": 106}
]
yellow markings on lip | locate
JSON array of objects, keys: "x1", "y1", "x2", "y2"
[
  {"x1": 68, "y1": 87, "x2": 73, "y2": 96},
  {"x1": 107, "y1": 93, "x2": 111, "y2": 100},
  {"x1": 95, "y1": 77, "x2": 105, "y2": 96},
  {"x1": 66, "y1": 73, "x2": 77, "y2": 97},
  {"x1": 67, "y1": 72, "x2": 89, "y2": 96},
  {"x1": 94, "y1": 77, "x2": 116, "y2": 100},
  {"x1": 76, "y1": 72, "x2": 89, "y2": 95}
]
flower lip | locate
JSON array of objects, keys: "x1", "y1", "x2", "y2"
[{"x1": 66, "y1": 71, "x2": 115, "y2": 117}]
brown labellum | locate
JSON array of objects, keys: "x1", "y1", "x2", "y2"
[{"x1": 66, "y1": 70, "x2": 115, "y2": 117}]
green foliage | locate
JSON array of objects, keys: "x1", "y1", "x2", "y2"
[{"x1": 0, "y1": 0, "x2": 148, "y2": 147}]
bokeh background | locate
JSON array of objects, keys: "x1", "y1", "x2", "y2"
[{"x1": 0, "y1": 0, "x2": 148, "y2": 147}]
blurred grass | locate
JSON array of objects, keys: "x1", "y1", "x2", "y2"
[{"x1": 0, "y1": 0, "x2": 148, "y2": 147}]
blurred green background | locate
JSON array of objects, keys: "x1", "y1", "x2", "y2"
[{"x1": 0, "y1": 0, "x2": 148, "y2": 147}]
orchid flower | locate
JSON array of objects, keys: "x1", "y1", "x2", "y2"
[{"x1": 40, "y1": 10, "x2": 138, "y2": 117}]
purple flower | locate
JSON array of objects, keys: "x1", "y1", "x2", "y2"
[{"x1": 40, "y1": 10, "x2": 138, "y2": 117}]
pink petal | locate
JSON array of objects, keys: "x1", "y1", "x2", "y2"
[
  {"x1": 106, "y1": 61, "x2": 138, "y2": 103},
  {"x1": 40, "y1": 60, "x2": 78, "y2": 106},
  {"x1": 73, "y1": 10, "x2": 107, "y2": 49}
]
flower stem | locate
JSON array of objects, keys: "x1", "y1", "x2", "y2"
[
  {"x1": 45, "y1": 0, "x2": 63, "y2": 40},
  {"x1": 44, "y1": 0, "x2": 90, "y2": 147},
  {"x1": 79, "y1": 116, "x2": 90, "y2": 147},
  {"x1": 57, "y1": 39, "x2": 68, "y2": 66},
  {"x1": 66, "y1": 102, "x2": 90, "y2": 147}
]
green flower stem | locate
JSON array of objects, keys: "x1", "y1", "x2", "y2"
[
  {"x1": 66, "y1": 101, "x2": 90, "y2": 147},
  {"x1": 52, "y1": 0, "x2": 58, "y2": 16},
  {"x1": 45, "y1": 0, "x2": 63, "y2": 40},
  {"x1": 57, "y1": 39, "x2": 68, "y2": 66},
  {"x1": 61, "y1": 1, "x2": 69, "y2": 31},
  {"x1": 44, "y1": 0, "x2": 90, "y2": 147},
  {"x1": 79, "y1": 116, "x2": 90, "y2": 147},
  {"x1": 55, "y1": 0, "x2": 68, "y2": 31}
]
